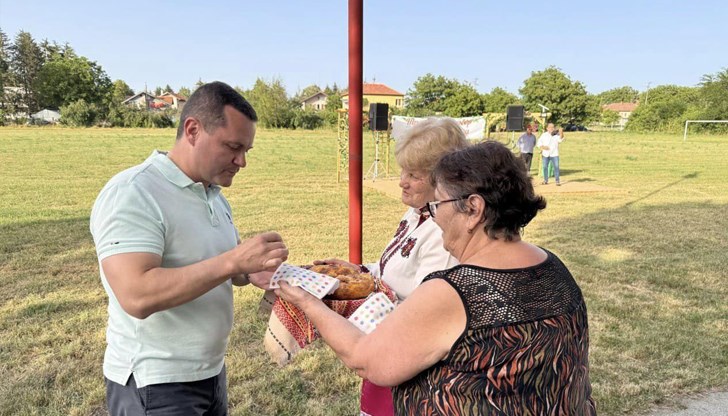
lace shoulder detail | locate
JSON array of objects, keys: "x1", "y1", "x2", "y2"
[{"x1": 424, "y1": 251, "x2": 583, "y2": 328}]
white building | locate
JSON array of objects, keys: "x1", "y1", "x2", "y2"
[{"x1": 31, "y1": 109, "x2": 61, "y2": 124}]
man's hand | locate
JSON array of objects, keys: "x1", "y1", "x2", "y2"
[
  {"x1": 228, "y1": 232, "x2": 288, "y2": 275},
  {"x1": 248, "y1": 270, "x2": 274, "y2": 289}
]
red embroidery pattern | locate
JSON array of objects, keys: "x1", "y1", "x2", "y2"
[
  {"x1": 401, "y1": 237, "x2": 417, "y2": 258},
  {"x1": 380, "y1": 220, "x2": 409, "y2": 274},
  {"x1": 379, "y1": 214, "x2": 429, "y2": 274},
  {"x1": 394, "y1": 220, "x2": 407, "y2": 237}
]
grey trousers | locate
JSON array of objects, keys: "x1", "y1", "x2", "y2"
[{"x1": 105, "y1": 366, "x2": 228, "y2": 416}]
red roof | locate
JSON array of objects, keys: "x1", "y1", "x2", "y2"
[
  {"x1": 158, "y1": 92, "x2": 187, "y2": 101},
  {"x1": 341, "y1": 83, "x2": 403, "y2": 97},
  {"x1": 602, "y1": 102, "x2": 638, "y2": 112},
  {"x1": 150, "y1": 101, "x2": 169, "y2": 109}
]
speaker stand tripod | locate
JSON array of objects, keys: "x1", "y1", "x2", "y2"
[{"x1": 365, "y1": 131, "x2": 387, "y2": 181}]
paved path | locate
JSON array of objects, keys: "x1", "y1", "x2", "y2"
[{"x1": 646, "y1": 391, "x2": 728, "y2": 415}]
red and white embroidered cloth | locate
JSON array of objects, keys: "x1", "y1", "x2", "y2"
[{"x1": 262, "y1": 279, "x2": 397, "y2": 366}]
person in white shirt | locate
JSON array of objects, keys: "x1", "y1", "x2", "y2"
[
  {"x1": 315, "y1": 117, "x2": 469, "y2": 416},
  {"x1": 537, "y1": 123, "x2": 565, "y2": 185}
]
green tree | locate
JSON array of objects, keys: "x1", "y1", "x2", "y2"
[
  {"x1": 697, "y1": 67, "x2": 728, "y2": 128},
  {"x1": 295, "y1": 84, "x2": 322, "y2": 102},
  {"x1": 321, "y1": 91, "x2": 343, "y2": 127},
  {"x1": 291, "y1": 107, "x2": 324, "y2": 129},
  {"x1": 326, "y1": 91, "x2": 342, "y2": 110},
  {"x1": 38, "y1": 39, "x2": 75, "y2": 62},
  {"x1": 323, "y1": 83, "x2": 340, "y2": 94},
  {"x1": 597, "y1": 86, "x2": 639, "y2": 104},
  {"x1": 0, "y1": 29, "x2": 10, "y2": 123},
  {"x1": 626, "y1": 85, "x2": 699, "y2": 132},
  {"x1": 9, "y1": 30, "x2": 44, "y2": 115},
  {"x1": 583, "y1": 94, "x2": 602, "y2": 124},
  {"x1": 405, "y1": 73, "x2": 459, "y2": 114},
  {"x1": 637, "y1": 84, "x2": 699, "y2": 107},
  {"x1": 60, "y1": 98, "x2": 99, "y2": 126},
  {"x1": 110, "y1": 80, "x2": 134, "y2": 105},
  {"x1": 482, "y1": 87, "x2": 519, "y2": 113},
  {"x1": 0, "y1": 29, "x2": 11, "y2": 102},
  {"x1": 35, "y1": 55, "x2": 112, "y2": 110},
  {"x1": 178, "y1": 86, "x2": 191, "y2": 98},
  {"x1": 519, "y1": 66, "x2": 594, "y2": 125},
  {"x1": 601, "y1": 109, "x2": 620, "y2": 126},
  {"x1": 442, "y1": 82, "x2": 484, "y2": 117},
  {"x1": 107, "y1": 105, "x2": 174, "y2": 128},
  {"x1": 246, "y1": 77, "x2": 294, "y2": 128}
]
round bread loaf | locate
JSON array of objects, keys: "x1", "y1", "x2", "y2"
[{"x1": 310, "y1": 264, "x2": 375, "y2": 300}]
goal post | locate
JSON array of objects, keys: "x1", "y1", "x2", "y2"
[{"x1": 683, "y1": 120, "x2": 728, "y2": 141}]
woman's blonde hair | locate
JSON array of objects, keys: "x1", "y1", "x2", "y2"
[{"x1": 395, "y1": 117, "x2": 469, "y2": 173}]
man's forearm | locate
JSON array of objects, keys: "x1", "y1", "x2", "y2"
[{"x1": 104, "y1": 251, "x2": 236, "y2": 319}]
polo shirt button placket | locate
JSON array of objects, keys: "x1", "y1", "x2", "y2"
[{"x1": 209, "y1": 202, "x2": 219, "y2": 226}]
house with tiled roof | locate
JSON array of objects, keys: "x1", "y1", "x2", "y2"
[
  {"x1": 341, "y1": 83, "x2": 404, "y2": 111},
  {"x1": 158, "y1": 91, "x2": 187, "y2": 110},
  {"x1": 301, "y1": 91, "x2": 328, "y2": 111},
  {"x1": 602, "y1": 102, "x2": 639, "y2": 128},
  {"x1": 122, "y1": 91, "x2": 186, "y2": 111},
  {"x1": 122, "y1": 92, "x2": 157, "y2": 110}
]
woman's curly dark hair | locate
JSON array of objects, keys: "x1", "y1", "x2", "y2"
[{"x1": 432, "y1": 140, "x2": 547, "y2": 241}]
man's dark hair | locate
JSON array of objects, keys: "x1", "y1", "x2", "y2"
[
  {"x1": 432, "y1": 140, "x2": 547, "y2": 241},
  {"x1": 176, "y1": 81, "x2": 258, "y2": 140}
]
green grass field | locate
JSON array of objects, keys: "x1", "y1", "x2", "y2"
[{"x1": 1, "y1": 126, "x2": 726, "y2": 415}]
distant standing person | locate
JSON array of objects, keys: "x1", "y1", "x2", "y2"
[
  {"x1": 537, "y1": 123, "x2": 565, "y2": 185},
  {"x1": 516, "y1": 125, "x2": 537, "y2": 174}
]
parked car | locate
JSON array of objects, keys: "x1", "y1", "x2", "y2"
[{"x1": 563, "y1": 123, "x2": 588, "y2": 132}]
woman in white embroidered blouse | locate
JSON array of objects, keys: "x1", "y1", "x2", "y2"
[{"x1": 315, "y1": 117, "x2": 469, "y2": 416}]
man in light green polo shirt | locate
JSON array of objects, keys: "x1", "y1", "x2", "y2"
[{"x1": 90, "y1": 81, "x2": 289, "y2": 415}]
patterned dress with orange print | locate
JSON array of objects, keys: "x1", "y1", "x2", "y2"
[{"x1": 393, "y1": 250, "x2": 597, "y2": 416}]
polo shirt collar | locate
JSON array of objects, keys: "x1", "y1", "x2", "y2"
[{"x1": 148, "y1": 151, "x2": 222, "y2": 198}]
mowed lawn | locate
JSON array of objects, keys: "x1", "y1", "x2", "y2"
[{"x1": 0, "y1": 126, "x2": 726, "y2": 416}]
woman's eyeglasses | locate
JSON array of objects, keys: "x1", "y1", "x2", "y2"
[{"x1": 422, "y1": 196, "x2": 468, "y2": 218}]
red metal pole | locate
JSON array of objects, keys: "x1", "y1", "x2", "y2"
[{"x1": 348, "y1": 0, "x2": 363, "y2": 264}]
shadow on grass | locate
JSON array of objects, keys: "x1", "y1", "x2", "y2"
[
  {"x1": 624, "y1": 172, "x2": 700, "y2": 207},
  {"x1": 558, "y1": 169, "x2": 584, "y2": 175},
  {"x1": 532, "y1": 200, "x2": 728, "y2": 415}
]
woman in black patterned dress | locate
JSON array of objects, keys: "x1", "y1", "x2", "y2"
[{"x1": 276, "y1": 141, "x2": 596, "y2": 415}]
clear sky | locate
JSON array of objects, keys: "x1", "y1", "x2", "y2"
[{"x1": 1, "y1": 0, "x2": 726, "y2": 96}]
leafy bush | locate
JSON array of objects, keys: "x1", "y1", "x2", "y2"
[
  {"x1": 60, "y1": 99, "x2": 99, "y2": 127},
  {"x1": 291, "y1": 108, "x2": 324, "y2": 130},
  {"x1": 106, "y1": 105, "x2": 174, "y2": 128}
]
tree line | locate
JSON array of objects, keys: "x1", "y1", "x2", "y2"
[
  {"x1": 1, "y1": 28, "x2": 726, "y2": 132},
  {"x1": 0, "y1": 29, "x2": 183, "y2": 127}
]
